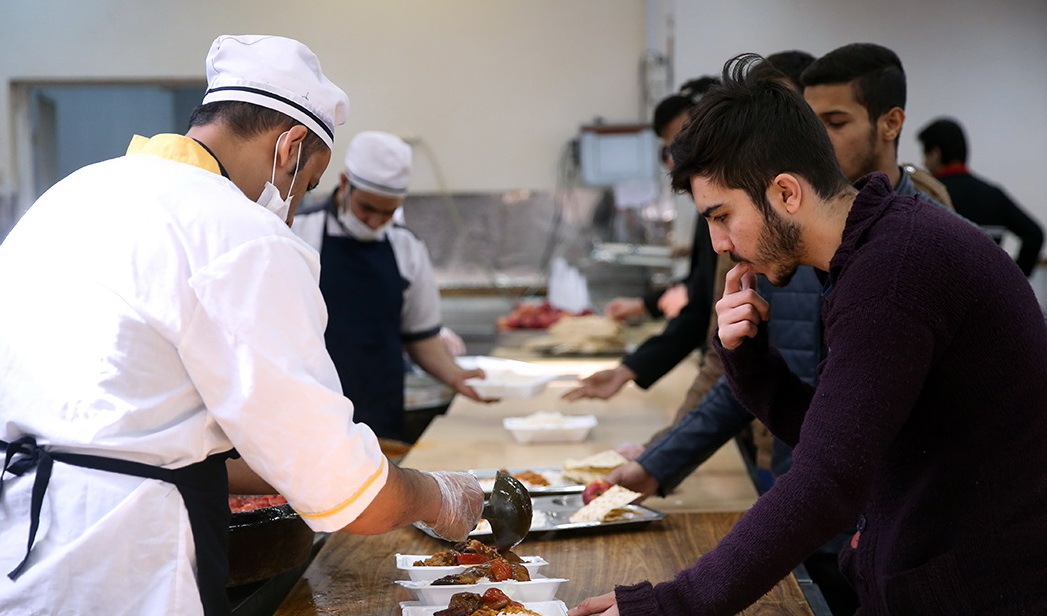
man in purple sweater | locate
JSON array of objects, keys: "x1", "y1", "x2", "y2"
[{"x1": 570, "y1": 54, "x2": 1047, "y2": 616}]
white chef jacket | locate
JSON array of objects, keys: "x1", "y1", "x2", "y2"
[
  {"x1": 0, "y1": 134, "x2": 388, "y2": 615},
  {"x1": 292, "y1": 197, "x2": 443, "y2": 340}
]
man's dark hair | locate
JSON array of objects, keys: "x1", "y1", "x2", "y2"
[
  {"x1": 188, "y1": 101, "x2": 328, "y2": 162},
  {"x1": 800, "y1": 43, "x2": 906, "y2": 130},
  {"x1": 917, "y1": 117, "x2": 968, "y2": 164},
  {"x1": 763, "y1": 50, "x2": 815, "y2": 90},
  {"x1": 669, "y1": 54, "x2": 849, "y2": 218},
  {"x1": 652, "y1": 76, "x2": 721, "y2": 138}
]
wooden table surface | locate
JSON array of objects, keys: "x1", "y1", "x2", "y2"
[
  {"x1": 405, "y1": 352, "x2": 758, "y2": 513},
  {"x1": 274, "y1": 343, "x2": 815, "y2": 615},
  {"x1": 274, "y1": 512, "x2": 814, "y2": 616}
]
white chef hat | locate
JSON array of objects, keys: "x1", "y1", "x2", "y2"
[
  {"x1": 201, "y1": 34, "x2": 349, "y2": 149},
  {"x1": 345, "y1": 131, "x2": 413, "y2": 197}
]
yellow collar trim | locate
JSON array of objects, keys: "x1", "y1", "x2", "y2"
[{"x1": 126, "y1": 134, "x2": 222, "y2": 176}]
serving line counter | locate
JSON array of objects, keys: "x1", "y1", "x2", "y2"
[
  {"x1": 273, "y1": 346, "x2": 826, "y2": 615},
  {"x1": 402, "y1": 356, "x2": 758, "y2": 513}
]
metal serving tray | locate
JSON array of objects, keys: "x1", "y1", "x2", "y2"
[
  {"x1": 416, "y1": 494, "x2": 666, "y2": 541},
  {"x1": 467, "y1": 467, "x2": 584, "y2": 496}
]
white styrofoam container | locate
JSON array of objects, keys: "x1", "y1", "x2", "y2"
[
  {"x1": 503, "y1": 414, "x2": 597, "y2": 444},
  {"x1": 458, "y1": 356, "x2": 560, "y2": 399},
  {"x1": 395, "y1": 554, "x2": 549, "y2": 582},
  {"x1": 465, "y1": 373, "x2": 556, "y2": 399},
  {"x1": 401, "y1": 600, "x2": 569, "y2": 616},
  {"x1": 395, "y1": 575, "x2": 567, "y2": 605}
]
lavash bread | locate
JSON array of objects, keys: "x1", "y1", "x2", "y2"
[
  {"x1": 522, "y1": 315, "x2": 625, "y2": 355},
  {"x1": 568, "y1": 485, "x2": 642, "y2": 523},
  {"x1": 562, "y1": 449, "x2": 628, "y2": 484}
]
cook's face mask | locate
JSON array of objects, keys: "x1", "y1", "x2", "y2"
[
  {"x1": 257, "y1": 131, "x2": 302, "y2": 223},
  {"x1": 340, "y1": 188, "x2": 396, "y2": 242}
]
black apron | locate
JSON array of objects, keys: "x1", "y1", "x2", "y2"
[
  {"x1": 318, "y1": 208, "x2": 408, "y2": 441},
  {"x1": 1, "y1": 436, "x2": 236, "y2": 616}
]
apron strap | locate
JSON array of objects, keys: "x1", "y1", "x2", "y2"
[
  {"x1": 2, "y1": 436, "x2": 237, "y2": 616},
  {"x1": 1, "y1": 435, "x2": 55, "y2": 579}
]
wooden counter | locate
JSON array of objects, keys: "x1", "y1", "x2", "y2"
[
  {"x1": 404, "y1": 352, "x2": 757, "y2": 513},
  {"x1": 274, "y1": 345, "x2": 817, "y2": 615},
  {"x1": 275, "y1": 512, "x2": 815, "y2": 616}
]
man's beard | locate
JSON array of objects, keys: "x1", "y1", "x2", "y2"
[
  {"x1": 850, "y1": 125, "x2": 882, "y2": 181},
  {"x1": 731, "y1": 202, "x2": 804, "y2": 287}
]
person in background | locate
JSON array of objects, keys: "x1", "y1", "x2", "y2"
[
  {"x1": 605, "y1": 77, "x2": 721, "y2": 325},
  {"x1": 0, "y1": 35, "x2": 483, "y2": 616},
  {"x1": 917, "y1": 117, "x2": 1044, "y2": 276},
  {"x1": 572, "y1": 53, "x2": 1047, "y2": 616},
  {"x1": 801, "y1": 44, "x2": 953, "y2": 209},
  {"x1": 611, "y1": 49, "x2": 818, "y2": 474},
  {"x1": 292, "y1": 131, "x2": 490, "y2": 442},
  {"x1": 565, "y1": 77, "x2": 720, "y2": 415},
  {"x1": 609, "y1": 48, "x2": 854, "y2": 614}
]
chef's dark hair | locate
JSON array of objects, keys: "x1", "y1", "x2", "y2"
[
  {"x1": 652, "y1": 76, "x2": 720, "y2": 139},
  {"x1": 187, "y1": 101, "x2": 327, "y2": 162},
  {"x1": 800, "y1": 43, "x2": 906, "y2": 142},
  {"x1": 669, "y1": 54, "x2": 848, "y2": 219},
  {"x1": 917, "y1": 117, "x2": 968, "y2": 164}
]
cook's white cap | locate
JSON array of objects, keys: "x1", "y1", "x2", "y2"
[
  {"x1": 345, "y1": 131, "x2": 412, "y2": 197},
  {"x1": 202, "y1": 34, "x2": 349, "y2": 148}
]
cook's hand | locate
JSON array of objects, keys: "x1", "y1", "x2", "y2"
[
  {"x1": 562, "y1": 365, "x2": 636, "y2": 401},
  {"x1": 715, "y1": 263, "x2": 768, "y2": 350},
  {"x1": 569, "y1": 591, "x2": 619, "y2": 616},
  {"x1": 606, "y1": 461, "x2": 658, "y2": 501},
  {"x1": 423, "y1": 470, "x2": 484, "y2": 541},
  {"x1": 657, "y1": 283, "x2": 689, "y2": 319},
  {"x1": 604, "y1": 297, "x2": 644, "y2": 322},
  {"x1": 453, "y1": 368, "x2": 499, "y2": 403}
]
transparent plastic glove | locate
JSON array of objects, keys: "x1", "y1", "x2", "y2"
[{"x1": 421, "y1": 470, "x2": 484, "y2": 541}]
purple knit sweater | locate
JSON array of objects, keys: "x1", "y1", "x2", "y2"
[{"x1": 615, "y1": 173, "x2": 1047, "y2": 615}]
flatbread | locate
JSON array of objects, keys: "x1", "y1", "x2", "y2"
[
  {"x1": 562, "y1": 449, "x2": 628, "y2": 484},
  {"x1": 522, "y1": 315, "x2": 625, "y2": 355},
  {"x1": 568, "y1": 485, "x2": 641, "y2": 523}
]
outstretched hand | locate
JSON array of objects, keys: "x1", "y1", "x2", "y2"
[
  {"x1": 569, "y1": 591, "x2": 619, "y2": 616},
  {"x1": 715, "y1": 263, "x2": 769, "y2": 350},
  {"x1": 561, "y1": 365, "x2": 636, "y2": 401}
]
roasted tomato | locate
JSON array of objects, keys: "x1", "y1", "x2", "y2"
[
  {"x1": 456, "y1": 552, "x2": 489, "y2": 565},
  {"x1": 481, "y1": 587, "x2": 514, "y2": 610},
  {"x1": 488, "y1": 558, "x2": 512, "y2": 582}
]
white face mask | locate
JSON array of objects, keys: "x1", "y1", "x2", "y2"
[
  {"x1": 257, "y1": 131, "x2": 302, "y2": 224},
  {"x1": 339, "y1": 209, "x2": 394, "y2": 241}
]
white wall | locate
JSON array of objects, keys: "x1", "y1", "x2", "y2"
[
  {"x1": 4, "y1": 1, "x2": 1044, "y2": 239},
  {"x1": 0, "y1": 0, "x2": 645, "y2": 214},
  {"x1": 668, "y1": 0, "x2": 1047, "y2": 233}
]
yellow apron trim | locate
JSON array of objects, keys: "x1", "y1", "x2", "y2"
[
  {"x1": 126, "y1": 134, "x2": 223, "y2": 175},
  {"x1": 297, "y1": 456, "x2": 388, "y2": 520}
]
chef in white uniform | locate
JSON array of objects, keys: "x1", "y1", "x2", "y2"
[
  {"x1": 0, "y1": 35, "x2": 482, "y2": 616},
  {"x1": 293, "y1": 132, "x2": 489, "y2": 441}
]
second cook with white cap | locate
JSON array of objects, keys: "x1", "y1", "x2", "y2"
[{"x1": 293, "y1": 131, "x2": 493, "y2": 442}]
